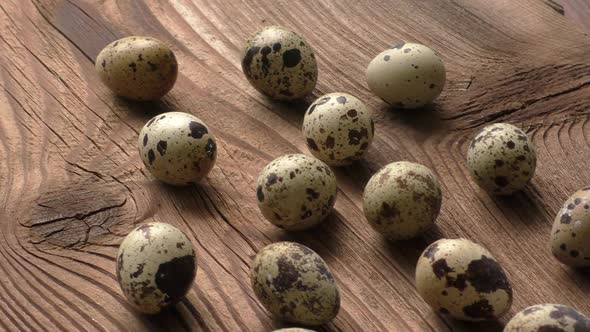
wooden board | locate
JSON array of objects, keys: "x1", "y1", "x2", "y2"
[
  {"x1": 0, "y1": 0, "x2": 589, "y2": 331},
  {"x1": 563, "y1": 0, "x2": 590, "y2": 31}
]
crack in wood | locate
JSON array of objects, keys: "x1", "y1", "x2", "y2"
[
  {"x1": 29, "y1": 199, "x2": 126, "y2": 228},
  {"x1": 544, "y1": 0, "x2": 565, "y2": 15}
]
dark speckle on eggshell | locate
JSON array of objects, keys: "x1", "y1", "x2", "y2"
[
  {"x1": 148, "y1": 149, "x2": 156, "y2": 164},
  {"x1": 307, "y1": 138, "x2": 319, "y2": 151},
  {"x1": 283, "y1": 49, "x2": 302, "y2": 68},
  {"x1": 256, "y1": 186, "x2": 265, "y2": 202},
  {"x1": 463, "y1": 299, "x2": 495, "y2": 319},
  {"x1": 188, "y1": 121, "x2": 208, "y2": 139},
  {"x1": 155, "y1": 255, "x2": 196, "y2": 303},
  {"x1": 157, "y1": 140, "x2": 167, "y2": 156},
  {"x1": 205, "y1": 138, "x2": 216, "y2": 159}
]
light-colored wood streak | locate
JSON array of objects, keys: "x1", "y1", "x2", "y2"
[
  {"x1": 0, "y1": 0, "x2": 589, "y2": 331},
  {"x1": 561, "y1": 0, "x2": 590, "y2": 31}
]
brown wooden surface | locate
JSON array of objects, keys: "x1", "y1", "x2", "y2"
[
  {"x1": 1, "y1": 0, "x2": 590, "y2": 331},
  {"x1": 563, "y1": 0, "x2": 590, "y2": 31}
]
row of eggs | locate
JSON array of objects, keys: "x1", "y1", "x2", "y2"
[
  {"x1": 94, "y1": 27, "x2": 590, "y2": 330},
  {"x1": 95, "y1": 27, "x2": 446, "y2": 107}
]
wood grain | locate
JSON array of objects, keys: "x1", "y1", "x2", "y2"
[
  {"x1": 0, "y1": 0, "x2": 589, "y2": 331},
  {"x1": 562, "y1": 0, "x2": 590, "y2": 31}
]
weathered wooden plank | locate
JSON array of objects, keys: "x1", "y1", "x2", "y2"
[
  {"x1": 562, "y1": 0, "x2": 590, "y2": 31},
  {"x1": 0, "y1": 0, "x2": 589, "y2": 331}
]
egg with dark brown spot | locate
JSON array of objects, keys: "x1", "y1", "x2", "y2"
[
  {"x1": 363, "y1": 161, "x2": 442, "y2": 240},
  {"x1": 467, "y1": 123, "x2": 536, "y2": 195},
  {"x1": 116, "y1": 222, "x2": 196, "y2": 314},
  {"x1": 256, "y1": 154, "x2": 337, "y2": 230},
  {"x1": 241, "y1": 26, "x2": 317, "y2": 101},
  {"x1": 416, "y1": 238, "x2": 512, "y2": 321},
  {"x1": 551, "y1": 189, "x2": 590, "y2": 267},
  {"x1": 251, "y1": 242, "x2": 340, "y2": 325},
  {"x1": 505, "y1": 304, "x2": 590, "y2": 332},
  {"x1": 138, "y1": 112, "x2": 217, "y2": 185},
  {"x1": 302, "y1": 93, "x2": 374, "y2": 166},
  {"x1": 96, "y1": 36, "x2": 178, "y2": 101}
]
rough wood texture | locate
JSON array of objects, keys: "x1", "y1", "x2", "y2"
[
  {"x1": 562, "y1": 0, "x2": 590, "y2": 31},
  {"x1": 0, "y1": 0, "x2": 589, "y2": 331}
]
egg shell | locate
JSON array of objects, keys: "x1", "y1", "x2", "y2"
[
  {"x1": 241, "y1": 26, "x2": 318, "y2": 101},
  {"x1": 415, "y1": 238, "x2": 512, "y2": 321},
  {"x1": 366, "y1": 42, "x2": 445, "y2": 109},
  {"x1": 302, "y1": 93, "x2": 375, "y2": 166},
  {"x1": 138, "y1": 112, "x2": 217, "y2": 185},
  {"x1": 467, "y1": 123, "x2": 536, "y2": 195},
  {"x1": 256, "y1": 154, "x2": 337, "y2": 230},
  {"x1": 251, "y1": 242, "x2": 340, "y2": 325},
  {"x1": 116, "y1": 222, "x2": 196, "y2": 314},
  {"x1": 550, "y1": 188, "x2": 590, "y2": 267},
  {"x1": 363, "y1": 161, "x2": 442, "y2": 240},
  {"x1": 273, "y1": 328, "x2": 316, "y2": 332},
  {"x1": 504, "y1": 304, "x2": 590, "y2": 332},
  {"x1": 96, "y1": 36, "x2": 178, "y2": 101}
]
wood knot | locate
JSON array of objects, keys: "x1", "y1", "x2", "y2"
[{"x1": 28, "y1": 180, "x2": 137, "y2": 249}]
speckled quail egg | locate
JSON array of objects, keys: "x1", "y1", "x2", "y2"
[
  {"x1": 256, "y1": 154, "x2": 337, "y2": 230},
  {"x1": 505, "y1": 304, "x2": 590, "y2": 332},
  {"x1": 550, "y1": 188, "x2": 590, "y2": 267},
  {"x1": 416, "y1": 238, "x2": 512, "y2": 321},
  {"x1": 138, "y1": 112, "x2": 217, "y2": 185},
  {"x1": 251, "y1": 242, "x2": 340, "y2": 325},
  {"x1": 241, "y1": 26, "x2": 318, "y2": 101},
  {"x1": 116, "y1": 222, "x2": 196, "y2": 314},
  {"x1": 273, "y1": 328, "x2": 315, "y2": 332},
  {"x1": 467, "y1": 123, "x2": 536, "y2": 195},
  {"x1": 302, "y1": 93, "x2": 375, "y2": 166},
  {"x1": 363, "y1": 161, "x2": 442, "y2": 240},
  {"x1": 366, "y1": 42, "x2": 445, "y2": 109},
  {"x1": 96, "y1": 36, "x2": 178, "y2": 101}
]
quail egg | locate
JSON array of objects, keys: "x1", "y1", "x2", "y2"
[
  {"x1": 273, "y1": 329, "x2": 315, "y2": 332},
  {"x1": 363, "y1": 161, "x2": 442, "y2": 240},
  {"x1": 256, "y1": 154, "x2": 337, "y2": 230},
  {"x1": 138, "y1": 112, "x2": 217, "y2": 185},
  {"x1": 241, "y1": 26, "x2": 318, "y2": 101},
  {"x1": 302, "y1": 93, "x2": 375, "y2": 166},
  {"x1": 366, "y1": 42, "x2": 445, "y2": 109},
  {"x1": 415, "y1": 238, "x2": 512, "y2": 321},
  {"x1": 467, "y1": 123, "x2": 536, "y2": 195},
  {"x1": 96, "y1": 36, "x2": 178, "y2": 101},
  {"x1": 550, "y1": 188, "x2": 590, "y2": 267},
  {"x1": 116, "y1": 222, "x2": 196, "y2": 314},
  {"x1": 505, "y1": 304, "x2": 590, "y2": 332},
  {"x1": 251, "y1": 242, "x2": 340, "y2": 325}
]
